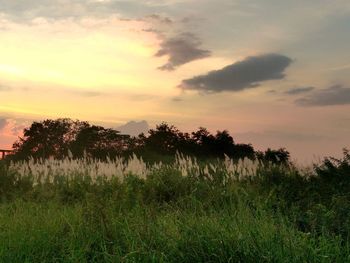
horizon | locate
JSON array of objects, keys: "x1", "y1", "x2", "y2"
[{"x1": 0, "y1": 1, "x2": 349, "y2": 162}]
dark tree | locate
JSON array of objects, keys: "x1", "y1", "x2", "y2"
[
  {"x1": 232, "y1": 143, "x2": 255, "y2": 160},
  {"x1": 11, "y1": 118, "x2": 291, "y2": 163},
  {"x1": 212, "y1": 130, "x2": 235, "y2": 156},
  {"x1": 192, "y1": 127, "x2": 212, "y2": 145},
  {"x1": 13, "y1": 119, "x2": 87, "y2": 159},
  {"x1": 144, "y1": 123, "x2": 181, "y2": 154},
  {"x1": 12, "y1": 118, "x2": 128, "y2": 160},
  {"x1": 263, "y1": 148, "x2": 290, "y2": 165},
  {"x1": 191, "y1": 127, "x2": 215, "y2": 156},
  {"x1": 71, "y1": 125, "x2": 129, "y2": 159}
]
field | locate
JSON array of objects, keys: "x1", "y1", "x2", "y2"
[{"x1": 0, "y1": 152, "x2": 349, "y2": 262}]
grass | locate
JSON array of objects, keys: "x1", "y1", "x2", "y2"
[
  {"x1": 1, "y1": 200, "x2": 348, "y2": 262},
  {"x1": 0, "y1": 151, "x2": 349, "y2": 262}
]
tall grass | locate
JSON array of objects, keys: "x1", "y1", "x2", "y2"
[
  {"x1": 0, "y1": 152, "x2": 349, "y2": 262},
  {"x1": 8, "y1": 152, "x2": 266, "y2": 184}
]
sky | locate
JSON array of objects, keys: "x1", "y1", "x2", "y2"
[{"x1": 0, "y1": 0, "x2": 349, "y2": 162}]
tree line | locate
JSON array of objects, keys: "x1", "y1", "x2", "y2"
[{"x1": 10, "y1": 118, "x2": 290, "y2": 164}]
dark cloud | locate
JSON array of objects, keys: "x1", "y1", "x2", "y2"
[
  {"x1": 117, "y1": 120, "x2": 149, "y2": 136},
  {"x1": 285, "y1": 86, "x2": 314, "y2": 95},
  {"x1": 295, "y1": 85, "x2": 350, "y2": 106},
  {"x1": 146, "y1": 14, "x2": 173, "y2": 24},
  {"x1": 179, "y1": 53, "x2": 292, "y2": 92},
  {"x1": 155, "y1": 33, "x2": 211, "y2": 71}
]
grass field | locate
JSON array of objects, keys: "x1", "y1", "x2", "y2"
[{"x1": 0, "y1": 152, "x2": 349, "y2": 262}]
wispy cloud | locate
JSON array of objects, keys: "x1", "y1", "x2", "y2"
[
  {"x1": 179, "y1": 53, "x2": 292, "y2": 93},
  {"x1": 328, "y1": 63, "x2": 350, "y2": 71},
  {"x1": 72, "y1": 90, "x2": 102, "y2": 97},
  {"x1": 237, "y1": 130, "x2": 329, "y2": 142},
  {"x1": 285, "y1": 86, "x2": 314, "y2": 95},
  {"x1": 146, "y1": 14, "x2": 173, "y2": 25},
  {"x1": 295, "y1": 85, "x2": 350, "y2": 106},
  {"x1": 155, "y1": 32, "x2": 211, "y2": 71},
  {"x1": 116, "y1": 120, "x2": 149, "y2": 136},
  {"x1": 0, "y1": 85, "x2": 11, "y2": 91},
  {"x1": 0, "y1": 118, "x2": 7, "y2": 131}
]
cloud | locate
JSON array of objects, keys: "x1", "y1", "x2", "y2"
[
  {"x1": 0, "y1": 0, "x2": 182, "y2": 22},
  {"x1": 11, "y1": 123, "x2": 27, "y2": 136},
  {"x1": 73, "y1": 90, "x2": 102, "y2": 97},
  {"x1": 0, "y1": 85, "x2": 11, "y2": 91},
  {"x1": 285, "y1": 86, "x2": 314, "y2": 95},
  {"x1": 116, "y1": 120, "x2": 149, "y2": 136},
  {"x1": 266, "y1": 89, "x2": 277, "y2": 94},
  {"x1": 0, "y1": 117, "x2": 29, "y2": 148},
  {"x1": 179, "y1": 53, "x2": 292, "y2": 92},
  {"x1": 172, "y1": 97, "x2": 183, "y2": 102},
  {"x1": 0, "y1": 118, "x2": 7, "y2": 131},
  {"x1": 236, "y1": 130, "x2": 328, "y2": 143},
  {"x1": 0, "y1": 117, "x2": 27, "y2": 135},
  {"x1": 295, "y1": 85, "x2": 350, "y2": 106},
  {"x1": 155, "y1": 32, "x2": 211, "y2": 71},
  {"x1": 146, "y1": 14, "x2": 173, "y2": 24}
]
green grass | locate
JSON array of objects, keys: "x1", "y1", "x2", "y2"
[
  {"x1": 0, "y1": 152, "x2": 349, "y2": 262},
  {"x1": 0, "y1": 200, "x2": 347, "y2": 262}
]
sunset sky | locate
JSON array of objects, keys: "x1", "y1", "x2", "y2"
[{"x1": 0, "y1": 0, "x2": 349, "y2": 162}]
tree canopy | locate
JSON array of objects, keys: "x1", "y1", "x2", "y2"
[{"x1": 11, "y1": 118, "x2": 290, "y2": 164}]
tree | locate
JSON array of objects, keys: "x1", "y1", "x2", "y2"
[
  {"x1": 144, "y1": 123, "x2": 181, "y2": 154},
  {"x1": 191, "y1": 127, "x2": 215, "y2": 156},
  {"x1": 12, "y1": 119, "x2": 129, "y2": 160},
  {"x1": 232, "y1": 144, "x2": 255, "y2": 160},
  {"x1": 13, "y1": 119, "x2": 87, "y2": 159},
  {"x1": 11, "y1": 118, "x2": 291, "y2": 163},
  {"x1": 212, "y1": 130, "x2": 235, "y2": 156},
  {"x1": 263, "y1": 148, "x2": 290, "y2": 165},
  {"x1": 71, "y1": 125, "x2": 129, "y2": 158},
  {"x1": 191, "y1": 127, "x2": 212, "y2": 145}
]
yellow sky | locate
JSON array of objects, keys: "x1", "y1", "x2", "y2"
[
  {"x1": 0, "y1": 18, "x2": 159, "y2": 90},
  {"x1": 0, "y1": 16, "x2": 232, "y2": 120},
  {"x1": 0, "y1": 4, "x2": 349, "y2": 161}
]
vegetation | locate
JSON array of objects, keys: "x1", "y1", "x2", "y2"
[
  {"x1": 0, "y1": 119, "x2": 348, "y2": 261},
  {"x1": 0, "y1": 149, "x2": 349, "y2": 262},
  {"x1": 10, "y1": 118, "x2": 289, "y2": 164}
]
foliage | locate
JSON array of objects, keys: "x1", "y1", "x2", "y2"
[
  {"x1": 10, "y1": 118, "x2": 282, "y2": 164},
  {"x1": 256, "y1": 148, "x2": 290, "y2": 165},
  {"x1": 0, "y1": 151, "x2": 349, "y2": 261},
  {"x1": 12, "y1": 119, "x2": 129, "y2": 160}
]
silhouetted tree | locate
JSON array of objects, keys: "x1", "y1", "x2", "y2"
[
  {"x1": 11, "y1": 118, "x2": 291, "y2": 163},
  {"x1": 232, "y1": 143, "x2": 255, "y2": 160},
  {"x1": 71, "y1": 125, "x2": 129, "y2": 159},
  {"x1": 212, "y1": 130, "x2": 235, "y2": 156},
  {"x1": 13, "y1": 119, "x2": 128, "y2": 160},
  {"x1": 192, "y1": 127, "x2": 212, "y2": 145},
  {"x1": 144, "y1": 123, "x2": 181, "y2": 154},
  {"x1": 191, "y1": 127, "x2": 215, "y2": 156},
  {"x1": 124, "y1": 133, "x2": 147, "y2": 155},
  {"x1": 262, "y1": 148, "x2": 290, "y2": 165},
  {"x1": 13, "y1": 119, "x2": 88, "y2": 159}
]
